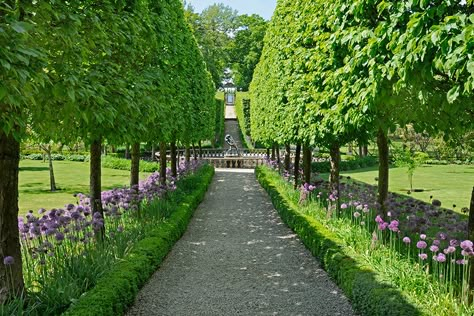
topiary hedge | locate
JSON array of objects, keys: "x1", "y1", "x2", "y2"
[
  {"x1": 255, "y1": 166, "x2": 422, "y2": 316},
  {"x1": 63, "y1": 165, "x2": 214, "y2": 316},
  {"x1": 311, "y1": 156, "x2": 377, "y2": 173}
]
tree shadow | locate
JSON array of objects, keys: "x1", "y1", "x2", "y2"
[{"x1": 19, "y1": 166, "x2": 49, "y2": 172}]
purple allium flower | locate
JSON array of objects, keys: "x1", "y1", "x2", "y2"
[
  {"x1": 437, "y1": 253, "x2": 447, "y2": 263},
  {"x1": 462, "y1": 249, "x2": 473, "y2": 257},
  {"x1": 417, "y1": 241, "x2": 428, "y2": 249},
  {"x1": 444, "y1": 246, "x2": 456, "y2": 254},
  {"x1": 432, "y1": 240, "x2": 441, "y2": 246},
  {"x1": 388, "y1": 220, "x2": 399, "y2": 232},
  {"x1": 353, "y1": 212, "x2": 361, "y2": 218},
  {"x1": 429, "y1": 245, "x2": 439, "y2": 253},
  {"x1": 3, "y1": 256, "x2": 14, "y2": 265},
  {"x1": 420, "y1": 234, "x2": 426, "y2": 240},
  {"x1": 450, "y1": 239, "x2": 458, "y2": 247},
  {"x1": 461, "y1": 240, "x2": 473, "y2": 250},
  {"x1": 378, "y1": 222, "x2": 388, "y2": 231},
  {"x1": 403, "y1": 237, "x2": 411, "y2": 244},
  {"x1": 356, "y1": 204, "x2": 363, "y2": 210},
  {"x1": 456, "y1": 259, "x2": 467, "y2": 265},
  {"x1": 419, "y1": 253, "x2": 428, "y2": 260},
  {"x1": 341, "y1": 203, "x2": 348, "y2": 209},
  {"x1": 375, "y1": 215, "x2": 384, "y2": 224}
]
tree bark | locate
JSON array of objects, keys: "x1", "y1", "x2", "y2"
[
  {"x1": 284, "y1": 143, "x2": 291, "y2": 171},
  {"x1": 329, "y1": 142, "x2": 341, "y2": 216},
  {"x1": 0, "y1": 130, "x2": 24, "y2": 303},
  {"x1": 159, "y1": 142, "x2": 167, "y2": 185},
  {"x1": 363, "y1": 145, "x2": 368, "y2": 157},
  {"x1": 192, "y1": 142, "x2": 197, "y2": 160},
  {"x1": 469, "y1": 187, "x2": 474, "y2": 302},
  {"x1": 266, "y1": 148, "x2": 270, "y2": 159},
  {"x1": 359, "y1": 145, "x2": 363, "y2": 157},
  {"x1": 377, "y1": 127, "x2": 389, "y2": 217},
  {"x1": 303, "y1": 144, "x2": 312, "y2": 184},
  {"x1": 198, "y1": 140, "x2": 203, "y2": 158},
  {"x1": 130, "y1": 142, "x2": 140, "y2": 188},
  {"x1": 125, "y1": 144, "x2": 130, "y2": 159},
  {"x1": 294, "y1": 143, "x2": 301, "y2": 189},
  {"x1": 171, "y1": 140, "x2": 177, "y2": 178},
  {"x1": 276, "y1": 143, "x2": 280, "y2": 165},
  {"x1": 185, "y1": 145, "x2": 191, "y2": 164},
  {"x1": 271, "y1": 143, "x2": 276, "y2": 160},
  {"x1": 47, "y1": 146, "x2": 56, "y2": 192},
  {"x1": 151, "y1": 144, "x2": 155, "y2": 161},
  {"x1": 90, "y1": 138, "x2": 104, "y2": 219}
]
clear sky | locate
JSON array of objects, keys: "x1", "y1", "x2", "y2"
[{"x1": 186, "y1": 0, "x2": 277, "y2": 20}]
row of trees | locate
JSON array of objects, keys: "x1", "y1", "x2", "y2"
[
  {"x1": 184, "y1": 2, "x2": 268, "y2": 89},
  {"x1": 250, "y1": 0, "x2": 474, "y2": 215},
  {"x1": 0, "y1": 0, "x2": 215, "y2": 302}
]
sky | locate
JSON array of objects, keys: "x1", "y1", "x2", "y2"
[{"x1": 186, "y1": 0, "x2": 277, "y2": 20}]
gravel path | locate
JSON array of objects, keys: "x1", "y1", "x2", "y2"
[{"x1": 126, "y1": 170, "x2": 355, "y2": 316}]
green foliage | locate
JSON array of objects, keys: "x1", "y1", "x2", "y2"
[
  {"x1": 255, "y1": 166, "x2": 422, "y2": 316},
  {"x1": 214, "y1": 99, "x2": 225, "y2": 147},
  {"x1": 101, "y1": 156, "x2": 160, "y2": 173},
  {"x1": 63, "y1": 165, "x2": 214, "y2": 316},
  {"x1": 312, "y1": 156, "x2": 378, "y2": 173}
]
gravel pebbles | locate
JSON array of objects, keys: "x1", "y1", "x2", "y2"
[{"x1": 126, "y1": 170, "x2": 355, "y2": 316}]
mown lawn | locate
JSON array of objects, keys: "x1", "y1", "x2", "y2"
[
  {"x1": 338, "y1": 164, "x2": 473, "y2": 211},
  {"x1": 19, "y1": 160, "x2": 150, "y2": 216}
]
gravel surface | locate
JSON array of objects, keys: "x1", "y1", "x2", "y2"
[{"x1": 126, "y1": 170, "x2": 355, "y2": 316}]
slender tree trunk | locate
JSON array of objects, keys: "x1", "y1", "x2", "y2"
[
  {"x1": 192, "y1": 142, "x2": 197, "y2": 160},
  {"x1": 125, "y1": 144, "x2": 130, "y2": 159},
  {"x1": 0, "y1": 130, "x2": 24, "y2": 304},
  {"x1": 151, "y1": 144, "x2": 155, "y2": 161},
  {"x1": 271, "y1": 143, "x2": 276, "y2": 160},
  {"x1": 284, "y1": 143, "x2": 291, "y2": 171},
  {"x1": 266, "y1": 148, "x2": 270, "y2": 159},
  {"x1": 198, "y1": 140, "x2": 203, "y2": 158},
  {"x1": 469, "y1": 187, "x2": 474, "y2": 302},
  {"x1": 90, "y1": 138, "x2": 104, "y2": 219},
  {"x1": 363, "y1": 145, "x2": 368, "y2": 157},
  {"x1": 185, "y1": 145, "x2": 191, "y2": 164},
  {"x1": 171, "y1": 140, "x2": 177, "y2": 178},
  {"x1": 276, "y1": 143, "x2": 281, "y2": 165},
  {"x1": 159, "y1": 142, "x2": 167, "y2": 185},
  {"x1": 329, "y1": 142, "x2": 341, "y2": 216},
  {"x1": 130, "y1": 142, "x2": 140, "y2": 188},
  {"x1": 348, "y1": 142, "x2": 353, "y2": 155},
  {"x1": 359, "y1": 145, "x2": 363, "y2": 157},
  {"x1": 303, "y1": 144, "x2": 312, "y2": 184},
  {"x1": 377, "y1": 127, "x2": 389, "y2": 217},
  {"x1": 294, "y1": 143, "x2": 301, "y2": 189},
  {"x1": 47, "y1": 146, "x2": 56, "y2": 192}
]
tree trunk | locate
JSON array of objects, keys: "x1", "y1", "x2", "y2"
[
  {"x1": 266, "y1": 148, "x2": 270, "y2": 159},
  {"x1": 303, "y1": 144, "x2": 312, "y2": 184},
  {"x1": 0, "y1": 130, "x2": 24, "y2": 304},
  {"x1": 47, "y1": 146, "x2": 57, "y2": 192},
  {"x1": 151, "y1": 144, "x2": 155, "y2": 161},
  {"x1": 271, "y1": 144, "x2": 276, "y2": 160},
  {"x1": 276, "y1": 143, "x2": 281, "y2": 165},
  {"x1": 363, "y1": 145, "x2": 368, "y2": 157},
  {"x1": 329, "y1": 142, "x2": 341, "y2": 216},
  {"x1": 159, "y1": 142, "x2": 167, "y2": 185},
  {"x1": 130, "y1": 142, "x2": 140, "y2": 188},
  {"x1": 377, "y1": 127, "x2": 389, "y2": 217},
  {"x1": 469, "y1": 187, "x2": 474, "y2": 302},
  {"x1": 125, "y1": 144, "x2": 130, "y2": 159},
  {"x1": 185, "y1": 145, "x2": 191, "y2": 164},
  {"x1": 192, "y1": 142, "x2": 197, "y2": 160},
  {"x1": 348, "y1": 142, "x2": 353, "y2": 155},
  {"x1": 284, "y1": 143, "x2": 291, "y2": 171},
  {"x1": 294, "y1": 143, "x2": 301, "y2": 190},
  {"x1": 171, "y1": 140, "x2": 177, "y2": 178},
  {"x1": 359, "y1": 145, "x2": 363, "y2": 157},
  {"x1": 90, "y1": 138, "x2": 104, "y2": 222},
  {"x1": 198, "y1": 140, "x2": 203, "y2": 158}
]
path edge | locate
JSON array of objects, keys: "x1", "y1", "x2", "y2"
[
  {"x1": 255, "y1": 166, "x2": 423, "y2": 316},
  {"x1": 63, "y1": 166, "x2": 215, "y2": 316}
]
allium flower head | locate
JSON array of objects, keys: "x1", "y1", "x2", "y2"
[
  {"x1": 461, "y1": 240, "x2": 473, "y2": 250},
  {"x1": 3, "y1": 256, "x2": 14, "y2": 265},
  {"x1": 341, "y1": 203, "x2": 348, "y2": 209},
  {"x1": 429, "y1": 245, "x2": 439, "y2": 253},
  {"x1": 420, "y1": 234, "x2": 426, "y2": 240},
  {"x1": 444, "y1": 246, "x2": 456, "y2": 254},
  {"x1": 353, "y1": 212, "x2": 361, "y2": 218},
  {"x1": 418, "y1": 253, "x2": 428, "y2": 260},
  {"x1": 402, "y1": 237, "x2": 411, "y2": 244},
  {"x1": 417, "y1": 241, "x2": 428, "y2": 249},
  {"x1": 437, "y1": 253, "x2": 447, "y2": 263}
]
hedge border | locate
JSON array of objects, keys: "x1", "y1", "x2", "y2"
[
  {"x1": 255, "y1": 166, "x2": 423, "y2": 316},
  {"x1": 63, "y1": 166, "x2": 215, "y2": 316}
]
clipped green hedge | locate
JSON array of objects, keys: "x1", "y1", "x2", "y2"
[
  {"x1": 311, "y1": 156, "x2": 377, "y2": 173},
  {"x1": 101, "y1": 156, "x2": 160, "y2": 173},
  {"x1": 255, "y1": 166, "x2": 422, "y2": 316},
  {"x1": 63, "y1": 165, "x2": 214, "y2": 316}
]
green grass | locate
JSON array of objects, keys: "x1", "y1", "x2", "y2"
[
  {"x1": 19, "y1": 160, "x2": 150, "y2": 216},
  {"x1": 333, "y1": 164, "x2": 473, "y2": 210}
]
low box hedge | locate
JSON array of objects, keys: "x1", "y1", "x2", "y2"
[
  {"x1": 63, "y1": 165, "x2": 214, "y2": 316},
  {"x1": 255, "y1": 166, "x2": 422, "y2": 316}
]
